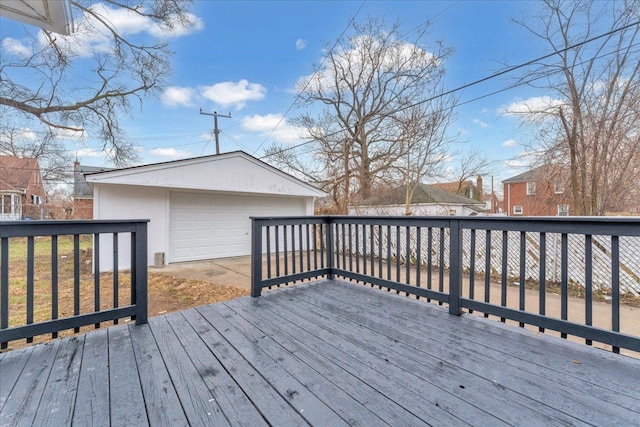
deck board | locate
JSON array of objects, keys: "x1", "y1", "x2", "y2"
[
  {"x1": 72, "y1": 328, "x2": 110, "y2": 427},
  {"x1": 1, "y1": 278, "x2": 640, "y2": 426},
  {"x1": 314, "y1": 281, "x2": 640, "y2": 406},
  {"x1": 261, "y1": 286, "x2": 587, "y2": 426}
]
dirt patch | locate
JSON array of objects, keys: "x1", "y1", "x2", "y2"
[{"x1": 146, "y1": 273, "x2": 248, "y2": 317}]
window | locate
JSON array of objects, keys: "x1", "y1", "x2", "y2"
[
  {"x1": 31, "y1": 195, "x2": 43, "y2": 205},
  {"x1": 526, "y1": 181, "x2": 536, "y2": 196},
  {"x1": 554, "y1": 182, "x2": 565, "y2": 194},
  {"x1": 1, "y1": 194, "x2": 18, "y2": 214},
  {"x1": 513, "y1": 205, "x2": 523, "y2": 215},
  {"x1": 557, "y1": 204, "x2": 569, "y2": 216}
]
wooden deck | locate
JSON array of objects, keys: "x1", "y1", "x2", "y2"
[{"x1": 2, "y1": 279, "x2": 639, "y2": 426}]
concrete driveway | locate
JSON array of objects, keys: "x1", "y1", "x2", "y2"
[{"x1": 150, "y1": 256, "x2": 252, "y2": 290}]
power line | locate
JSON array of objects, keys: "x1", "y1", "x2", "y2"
[{"x1": 260, "y1": 19, "x2": 640, "y2": 160}]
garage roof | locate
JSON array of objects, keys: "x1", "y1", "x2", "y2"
[
  {"x1": 85, "y1": 151, "x2": 326, "y2": 198},
  {"x1": 0, "y1": 0, "x2": 74, "y2": 35}
]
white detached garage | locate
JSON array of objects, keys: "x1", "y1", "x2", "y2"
[{"x1": 87, "y1": 151, "x2": 325, "y2": 270}]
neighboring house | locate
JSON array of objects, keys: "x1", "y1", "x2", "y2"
[
  {"x1": 352, "y1": 183, "x2": 486, "y2": 216},
  {"x1": 86, "y1": 151, "x2": 327, "y2": 270},
  {"x1": 483, "y1": 191, "x2": 503, "y2": 215},
  {"x1": 432, "y1": 176, "x2": 484, "y2": 201},
  {"x1": 0, "y1": 156, "x2": 46, "y2": 220},
  {"x1": 502, "y1": 166, "x2": 572, "y2": 216},
  {"x1": 73, "y1": 162, "x2": 115, "y2": 219}
]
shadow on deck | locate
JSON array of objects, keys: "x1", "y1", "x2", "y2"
[{"x1": 2, "y1": 279, "x2": 639, "y2": 426}]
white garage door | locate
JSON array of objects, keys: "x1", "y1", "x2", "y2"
[{"x1": 169, "y1": 192, "x2": 305, "y2": 262}]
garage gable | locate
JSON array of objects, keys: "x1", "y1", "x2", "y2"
[{"x1": 86, "y1": 151, "x2": 325, "y2": 198}]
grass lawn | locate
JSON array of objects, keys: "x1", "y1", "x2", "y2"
[{"x1": 1, "y1": 235, "x2": 248, "y2": 351}]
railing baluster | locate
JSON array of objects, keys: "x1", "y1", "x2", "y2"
[
  {"x1": 306, "y1": 223, "x2": 311, "y2": 274},
  {"x1": 378, "y1": 225, "x2": 383, "y2": 283},
  {"x1": 484, "y1": 230, "x2": 491, "y2": 318},
  {"x1": 518, "y1": 231, "x2": 526, "y2": 327},
  {"x1": 362, "y1": 224, "x2": 367, "y2": 276},
  {"x1": 113, "y1": 233, "x2": 119, "y2": 325},
  {"x1": 501, "y1": 230, "x2": 508, "y2": 323},
  {"x1": 387, "y1": 225, "x2": 391, "y2": 291},
  {"x1": 355, "y1": 224, "x2": 360, "y2": 278},
  {"x1": 74, "y1": 234, "x2": 80, "y2": 333},
  {"x1": 370, "y1": 224, "x2": 375, "y2": 278},
  {"x1": 585, "y1": 234, "x2": 592, "y2": 345},
  {"x1": 94, "y1": 233, "x2": 101, "y2": 328},
  {"x1": 326, "y1": 221, "x2": 334, "y2": 280},
  {"x1": 26, "y1": 236, "x2": 34, "y2": 343},
  {"x1": 469, "y1": 229, "x2": 475, "y2": 313},
  {"x1": 299, "y1": 223, "x2": 304, "y2": 277},
  {"x1": 313, "y1": 224, "x2": 318, "y2": 271},
  {"x1": 319, "y1": 224, "x2": 324, "y2": 270},
  {"x1": 291, "y1": 224, "x2": 296, "y2": 283},
  {"x1": 342, "y1": 223, "x2": 347, "y2": 274},
  {"x1": 427, "y1": 227, "x2": 433, "y2": 302},
  {"x1": 539, "y1": 232, "x2": 546, "y2": 332},
  {"x1": 0, "y1": 237, "x2": 7, "y2": 350},
  {"x1": 266, "y1": 226, "x2": 272, "y2": 279},
  {"x1": 349, "y1": 223, "x2": 354, "y2": 280},
  {"x1": 405, "y1": 226, "x2": 411, "y2": 293},
  {"x1": 438, "y1": 227, "x2": 444, "y2": 305},
  {"x1": 51, "y1": 235, "x2": 59, "y2": 338},
  {"x1": 283, "y1": 225, "x2": 288, "y2": 280},
  {"x1": 275, "y1": 226, "x2": 280, "y2": 279},
  {"x1": 611, "y1": 235, "x2": 620, "y2": 354},
  {"x1": 560, "y1": 232, "x2": 568, "y2": 338},
  {"x1": 416, "y1": 226, "x2": 421, "y2": 300}
]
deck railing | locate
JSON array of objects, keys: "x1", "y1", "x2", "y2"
[
  {"x1": 251, "y1": 216, "x2": 640, "y2": 354},
  {"x1": 0, "y1": 220, "x2": 148, "y2": 349}
]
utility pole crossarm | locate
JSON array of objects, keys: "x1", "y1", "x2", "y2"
[{"x1": 199, "y1": 109, "x2": 232, "y2": 155}]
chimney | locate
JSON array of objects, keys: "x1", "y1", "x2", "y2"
[{"x1": 476, "y1": 176, "x2": 483, "y2": 200}]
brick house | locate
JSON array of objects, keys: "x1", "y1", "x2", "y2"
[
  {"x1": 73, "y1": 161, "x2": 115, "y2": 219},
  {"x1": 502, "y1": 166, "x2": 572, "y2": 216},
  {"x1": 0, "y1": 156, "x2": 46, "y2": 220}
]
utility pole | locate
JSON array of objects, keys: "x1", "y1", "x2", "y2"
[{"x1": 199, "y1": 109, "x2": 231, "y2": 154}]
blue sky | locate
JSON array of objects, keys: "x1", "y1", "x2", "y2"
[{"x1": 1, "y1": 0, "x2": 556, "y2": 187}]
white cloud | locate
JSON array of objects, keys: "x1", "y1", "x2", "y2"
[
  {"x1": 296, "y1": 38, "x2": 308, "y2": 50},
  {"x1": 76, "y1": 148, "x2": 108, "y2": 158},
  {"x1": 472, "y1": 118, "x2": 489, "y2": 128},
  {"x1": 499, "y1": 96, "x2": 564, "y2": 122},
  {"x1": 479, "y1": 107, "x2": 490, "y2": 114},
  {"x1": 241, "y1": 114, "x2": 306, "y2": 144},
  {"x1": 148, "y1": 147, "x2": 191, "y2": 159},
  {"x1": 161, "y1": 87, "x2": 196, "y2": 107},
  {"x1": 502, "y1": 139, "x2": 519, "y2": 147},
  {"x1": 1, "y1": 37, "x2": 32, "y2": 57},
  {"x1": 200, "y1": 80, "x2": 267, "y2": 110}
]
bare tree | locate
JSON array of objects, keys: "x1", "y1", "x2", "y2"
[
  {"x1": 0, "y1": 0, "x2": 198, "y2": 166},
  {"x1": 443, "y1": 148, "x2": 493, "y2": 196},
  {"x1": 393, "y1": 95, "x2": 459, "y2": 215},
  {"x1": 266, "y1": 17, "x2": 455, "y2": 213},
  {"x1": 513, "y1": 0, "x2": 640, "y2": 215},
  {"x1": 0, "y1": 122, "x2": 72, "y2": 185}
]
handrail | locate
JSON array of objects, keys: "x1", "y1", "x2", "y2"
[
  {"x1": 0, "y1": 220, "x2": 148, "y2": 349},
  {"x1": 251, "y1": 216, "x2": 640, "y2": 354}
]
